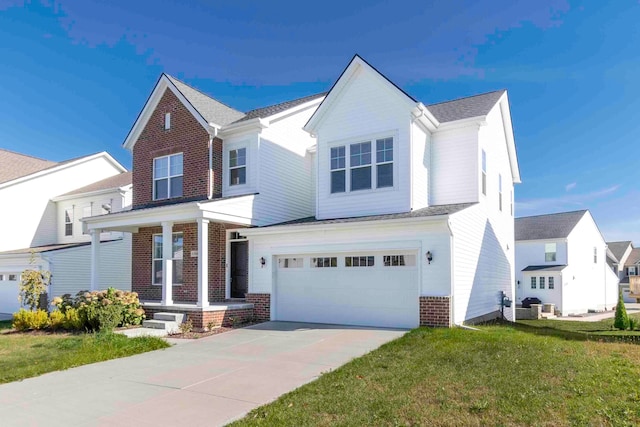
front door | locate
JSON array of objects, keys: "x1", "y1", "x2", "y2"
[{"x1": 230, "y1": 241, "x2": 248, "y2": 298}]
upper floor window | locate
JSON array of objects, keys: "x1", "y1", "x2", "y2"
[
  {"x1": 545, "y1": 243, "x2": 557, "y2": 262},
  {"x1": 330, "y1": 137, "x2": 394, "y2": 194},
  {"x1": 629, "y1": 266, "x2": 637, "y2": 276},
  {"x1": 229, "y1": 148, "x2": 246, "y2": 186},
  {"x1": 153, "y1": 153, "x2": 183, "y2": 200},
  {"x1": 164, "y1": 113, "x2": 171, "y2": 130},
  {"x1": 498, "y1": 174, "x2": 503, "y2": 211},
  {"x1": 481, "y1": 150, "x2": 487, "y2": 196},
  {"x1": 593, "y1": 247, "x2": 597, "y2": 264},
  {"x1": 64, "y1": 207, "x2": 73, "y2": 236}
]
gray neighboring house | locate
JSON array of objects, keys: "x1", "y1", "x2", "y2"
[{"x1": 610, "y1": 242, "x2": 640, "y2": 302}]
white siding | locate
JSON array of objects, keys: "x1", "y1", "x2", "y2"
[
  {"x1": 315, "y1": 67, "x2": 412, "y2": 219},
  {"x1": 521, "y1": 272, "x2": 563, "y2": 310},
  {"x1": 410, "y1": 121, "x2": 430, "y2": 210},
  {"x1": 0, "y1": 156, "x2": 122, "y2": 252},
  {"x1": 430, "y1": 126, "x2": 479, "y2": 206},
  {"x1": 222, "y1": 132, "x2": 260, "y2": 198},
  {"x1": 514, "y1": 239, "x2": 568, "y2": 303}
]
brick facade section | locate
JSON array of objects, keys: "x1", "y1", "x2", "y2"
[
  {"x1": 132, "y1": 222, "x2": 236, "y2": 304},
  {"x1": 143, "y1": 306, "x2": 255, "y2": 330},
  {"x1": 246, "y1": 293, "x2": 271, "y2": 322},
  {"x1": 420, "y1": 296, "x2": 452, "y2": 327},
  {"x1": 132, "y1": 88, "x2": 223, "y2": 208}
]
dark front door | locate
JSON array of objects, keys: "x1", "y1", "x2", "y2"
[{"x1": 230, "y1": 241, "x2": 248, "y2": 298}]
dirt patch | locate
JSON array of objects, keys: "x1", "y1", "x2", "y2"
[{"x1": 168, "y1": 321, "x2": 264, "y2": 339}]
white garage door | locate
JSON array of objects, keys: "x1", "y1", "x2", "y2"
[
  {"x1": 0, "y1": 273, "x2": 21, "y2": 314},
  {"x1": 275, "y1": 251, "x2": 419, "y2": 329}
]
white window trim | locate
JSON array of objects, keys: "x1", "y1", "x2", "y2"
[
  {"x1": 349, "y1": 141, "x2": 372, "y2": 192},
  {"x1": 229, "y1": 147, "x2": 248, "y2": 187},
  {"x1": 629, "y1": 266, "x2": 637, "y2": 276},
  {"x1": 545, "y1": 243, "x2": 557, "y2": 262},
  {"x1": 164, "y1": 112, "x2": 171, "y2": 130},
  {"x1": 481, "y1": 149, "x2": 487, "y2": 196},
  {"x1": 151, "y1": 232, "x2": 183, "y2": 286},
  {"x1": 330, "y1": 146, "x2": 346, "y2": 194},
  {"x1": 153, "y1": 153, "x2": 183, "y2": 200},
  {"x1": 64, "y1": 207, "x2": 74, "y2": 237}
]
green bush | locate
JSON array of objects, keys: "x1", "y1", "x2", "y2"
[
  {"x1": 62, "y1": 308, "x2": 83, "y2": 330},
  {"x1": 49, "y1": 310, "x2": 64, "y2": 331},
  {"x1": 614, "y1": 290, "x2": 630, "y2": 330},
  {"x1": 12, "y1": 309, "x2": 50, "y2": 331},
  {"x1": 629, "y1": 317, "x2": 638, "y2": 331}
]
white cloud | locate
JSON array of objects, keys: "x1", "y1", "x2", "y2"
[{"x1": 565, "y1": 182, "x2": 576, "y2": 192}]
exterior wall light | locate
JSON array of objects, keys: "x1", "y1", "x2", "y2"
[
  {"x1": 426, "y1": 251, "x2": 433, "y2": 264},
  {"x1": 259, "y1": 257, "x2": 266, "y2": 268}
]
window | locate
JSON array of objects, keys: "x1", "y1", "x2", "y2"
[
  {"x1": 531, "y1": 277, "x2": 537, "y2": 289},
  {"x1": 498, "y1": 174, "x2": 503, "y2": 211},
  {"x1": 510, "y1": 190, "x2": 513, "y2": 216},
  {"x1": 548, "y1": 277, "x2": 555, "y2": 289},
  {"x1": 481, "y1": 150, "x2": 487, "y2": 196},
  {"x1": 0, "y1": 274, "x2": 4, "y2": 281},
  {"x1": 545, "y1": 243, "x2": 557, "y2": 262},
  {"x1": 376, "y1": 137, "x2": 393, "y2": 188},
  {"x1": 330, "y1": 146, "x2": 346, "y2": 193},
  {"x1": 539, "y1": 277, "x2": 545, "y2": 289},
  {"x1": 64, "y1": 207, "x2": 73, "y2": 236},
  {"x1": 311, "y1": 257, "x2": 337, "y2": 268},
  {"x1": 153, "y1": 153, "x2": 183, "y2": 200},
  {"x1": 8, "y1": 274, "x2": 17, "y2": 281},
  {"x1": 383, "y1": 255, "x2": 416, "y2": 267},
  {"x1": 629, "y1": 266, "x2": 637, "y2": 276},
  {"x1": 229, "y1": 148, "x2": 247, "y2": 186},
  {"x1": 593, "y1": 247, "x2": 597, "y2": 263},
  {"x1": 152, "y1": 232, "x2": 183, "y2": 285},
  {"x1": 278, "y1": 258, "x2": 303, "y2": 268},
  {"x1": 164, "y1": 112, "x2": 171, "y2": 130},
  {"x1": 350, "y1": 142, "x2": 372, "y2": 191},
  {"x1": 345, "y1": 256, "x2": 375, "y2": 267}
]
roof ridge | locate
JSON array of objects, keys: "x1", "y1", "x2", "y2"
[
  {"x1": 164, "y1": 73, "x2": 244, "y2": 115},
  {"x1": 244, "y1": 91, "x2": 328, "y2": 115},
  {"x1": 426, "y1": 89, "x2": 506, "y2": 107},
  {"x1": 0, "y1": 148, "x2": 57, "y2": 163},
  {"x1": 515, "y1": 209, "x2": 588, "y2": 220}
]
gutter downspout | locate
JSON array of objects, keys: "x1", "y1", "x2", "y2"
[{"x1": 447, "y1": 218, "x2": 455, "y2": 327}]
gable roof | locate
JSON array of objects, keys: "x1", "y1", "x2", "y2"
[
  {"x1": 0, "y1": 149, "x2": 58, "y2": 184},
  {"x1": 234, "y1": 92, "x2": 327, "y2": 123},
  {"x1": 515, "y1": 210, "x2": 588, "y2": 241},
  {"x1": 625, "y1": 248, "x2": 640, "y2": 266},
  {"x1": 165, "y1": 75, "x2": 245, "y2": 126},
  {"x1": 426, "y1": 90, "x2": 506, "y2": 123},
  {"x1": 607, "y1": 241, "x2": 633, "y2": 264},
  {"x1": 56, "y1": 171, "x2": 132, "y2": 198}
]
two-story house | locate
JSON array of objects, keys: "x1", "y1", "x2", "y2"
[
  {"x1": 0, "y1": 149, "x2": 132, "y2": 314},
  {"x1": 515, "y1": 210, "x2": 619, "y2": 315},
  {"x1": 84, "y1": 55, "x2": 520, "y2": 329},
  {"x1": 609, "y1": 242, "x2": 640, "y2": 302}
]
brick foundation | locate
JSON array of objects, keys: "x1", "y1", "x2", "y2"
[
  {"x1": 420, "y1": 296, "x2": 452, "y2": 327},
  {"x1": 246, "y1": 293, "x2": 271, "y2": 321},
  {"x1": 143, "y1": 305, "x2": 255, "y2": 330}
]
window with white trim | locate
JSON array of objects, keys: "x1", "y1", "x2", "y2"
[
  {"x1": 548, "y1": 277, "x2": 555, "y2": 289},
  {"x1": 64, "y1": 207, "x2": 73, "y2": 236},
  {"x1": 629, "y1": 266, "x2": 637, "y2": 276},
  {"x1": 345, "y1": 256, "x2": 375, "y2": 267},
  {"x1": 481, "y1": 150, "x2": 487, "y2": 196},
  {"x1": 498, "y1": 174, "x2": 503, "y2": 211},
  {"x1": 152, "y1": 232, "x2": 183, "y2": 285},
  {"x1": 311, "y1": 257, "x2": 337, "y2": 268},
  {"x1": 545, "y1": 243, "x2": 557, "y2": 262},
  {"x1": 350, "y1": 141, "x2": 372, "y2": 191},
  {"x1": 531, "y1": 277, "x2": 537, "y2": 289},
  {"x1": 330, "y1": 146, "x2": 346, "y2": 193},
  {"x1": 153, "y1": 153, "x2": 183, "y2": 200},
  {"x1": 278, "y1": 258, "x2": 303, "y2": 268},
  {"x1": 376, "y1": 137, "x2": 393, "y2": 188},
  {"x1": 229, "y1": 148, "x2": 246, "y2": 186},
  {"x1": 383, "y1": 255, "x2": 416, "y2": 267},
  {"x1": 164, "y1": 112, "x2": 171, "y2": 130},
  {"x1": 539, "y1": 276, "x2": 545, "y2": 289}
]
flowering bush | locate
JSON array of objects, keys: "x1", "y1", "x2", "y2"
[{"x1": 12, "y1": 309, "x2": 50, "y2": 331}]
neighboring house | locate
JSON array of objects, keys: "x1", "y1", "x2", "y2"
[
  {"x1": 84, "y1": 54, "x2": 520, "y2": 329},
  {"x1": 0, "y1": 149, "x2": 132, "y2": 314},
  {"x1": 515, "y1": 210, "x2": 618, "y2": 315},
  {"x1": 614, "y1": 244, "x2": 640, "y2": 303}
]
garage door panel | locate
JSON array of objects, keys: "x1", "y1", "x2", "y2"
[{"x1": 0, "y1": 279, "x2": 21, "y2": 314}]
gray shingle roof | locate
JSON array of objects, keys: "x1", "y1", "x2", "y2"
[
  {"x1": 234, "y1": 92, "x2": 327, "y2": 123},
  {"x1": 261, "y1": 203, "x2": 475, "y2": 229},
  {"x1": 522, "y1": 265, "x2": 568, "y2": 272},
  {"x1": 426, "y1": 90, "x2": 506, "y2": 123},
  {"x1": 165, "y1": 75, "x2": 245, "y2": 126},
  {"x1": 625, "y1": 248, "x2": 640, "y2": 266},
  {"x1": 57, "y1": 172, "x2": 131, "y2": 197},
  {"x1": 606, "y1": 241, "x2": 633, "y2": 263},
  {"x1": 515, "y1": 210, "x2": 587, "y2": 241},
  {"x1": 0, "y1": 149, "x2": 57, "y2": 184},
  {"x1": 0, "y1": 239, "x2": 122, "y2": 255}
]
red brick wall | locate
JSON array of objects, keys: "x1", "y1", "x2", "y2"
[
  {"x1": 420, "y1": 296, "x2": 451, "y2": 327},
  {"x1": 132, "y1": 222, "x2": 234, "y2": 303},
  {"x1": 143, "y1": 306, "x2": 256, "y2": 330},
  {"x1": 246, "y1": 293, "x2": 271, "y2": 321},
  {"x1": 131, "y1": 88, "x2": 223, "y2": 208}
]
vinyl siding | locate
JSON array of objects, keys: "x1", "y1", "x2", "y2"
[
  {"x1": 410, "y1": 121, "x2": 430, "y2": 210},
  {"x1": 514, "y1": 239, "x2": 568, "y2": 304}
]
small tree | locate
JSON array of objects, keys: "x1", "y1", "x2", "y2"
[
  {"x1": 18, "y1": 252, "x2": 51, "y2": 311},
  {"x1": 614, "y1": 289, "x2": 629, "y2": 330}
]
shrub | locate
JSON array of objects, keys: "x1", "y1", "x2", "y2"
[
  {"x1": 179, "y1": 319, "x2": 193, "y2": 334},
  {"x1": 614, "y1": 290, "x2": 630, "y2": 330},
  {"x1": 62, "y1": 308, "x2": 83, "y2": 331},
  {"x1": 49, "y1": 310, "x2": 64, "y2": 331},
  {"x1": 629, "y1": 317, "x2": 638, "y2": 331},
  {"x1": 12, "y1": 309, "x2": 50, "y2": 331},
  {"x1": 18, "y1": 253, "x2": 51, "y2": 311}
]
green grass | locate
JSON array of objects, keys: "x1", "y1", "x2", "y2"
[
  {"x1": 0, "y1": 320, "x2": 12, "y2": 330},
  {"x1": 0, "y1": 330, "x2": 170, "y2": 384},
  {"x1": 231, "y1": 325, "x2": 640, "y2": 427}
]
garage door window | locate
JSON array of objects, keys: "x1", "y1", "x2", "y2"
[
  {"x1": 8, "y1": 274, "x2": 17, "y2": 281},
  {"x1": 278, "y1": 258, "x2": 303, "y2": 268},
  {"x1": 312, "y1": 257, "x2": 337, "y2": 268},
  {"x1": 345, "y1": 256, "x2": 375, "y2": 267},
  {"x1": 383, "y1": 255, "x2": 415, "y2": 267}
]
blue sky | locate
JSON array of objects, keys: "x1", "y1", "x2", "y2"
[{"x1": 1, "y1": 0, "x2": 639, "y2": 243}]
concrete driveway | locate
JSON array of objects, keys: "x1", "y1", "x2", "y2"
[{"x1": 0, "y1": 322, "x2": 406, "y2": 426}]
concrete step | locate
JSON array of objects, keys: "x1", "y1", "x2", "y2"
[
  {"x1": 143, "y1": 319, "x2": 180, "y2": 334},
  {"x1": 116, "y1": 327, "x2": 169, "y2": 338},
  {"x1": 154, "y1": 312, "x2": 186, "y2": 323}
]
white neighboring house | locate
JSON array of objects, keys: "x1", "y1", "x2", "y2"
[
  {"x1": 0, "y1": 149, "x2": 132, "y2": 314},
  {"x1": 515, "y1": 210, "x2": 619, "y2": 315}
]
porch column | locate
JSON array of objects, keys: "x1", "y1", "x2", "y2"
[
  {"x1": 90, "y1": 229, "x2": 100, "y2": 291},
  {"x1": 197, "y1": 218, "x2": 209, "y2": 307},
  {"x1": 161, "y1": 221, "x2": 173, "y2": 305}
]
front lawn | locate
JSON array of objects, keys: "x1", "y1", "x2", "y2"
[
  {"x1": 232, "y1": 325, "x2": 640, "y2": 426},
  {"x1": 518, "y1": 312, "x2": 640, "y2": 342},
  {"x1": 0, "y1": 329, "x2": 169, "y2": 384}
]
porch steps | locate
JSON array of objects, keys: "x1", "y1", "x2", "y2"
[{"x1": 140, "y1": 312, "x2": 186, "y2": 335}]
